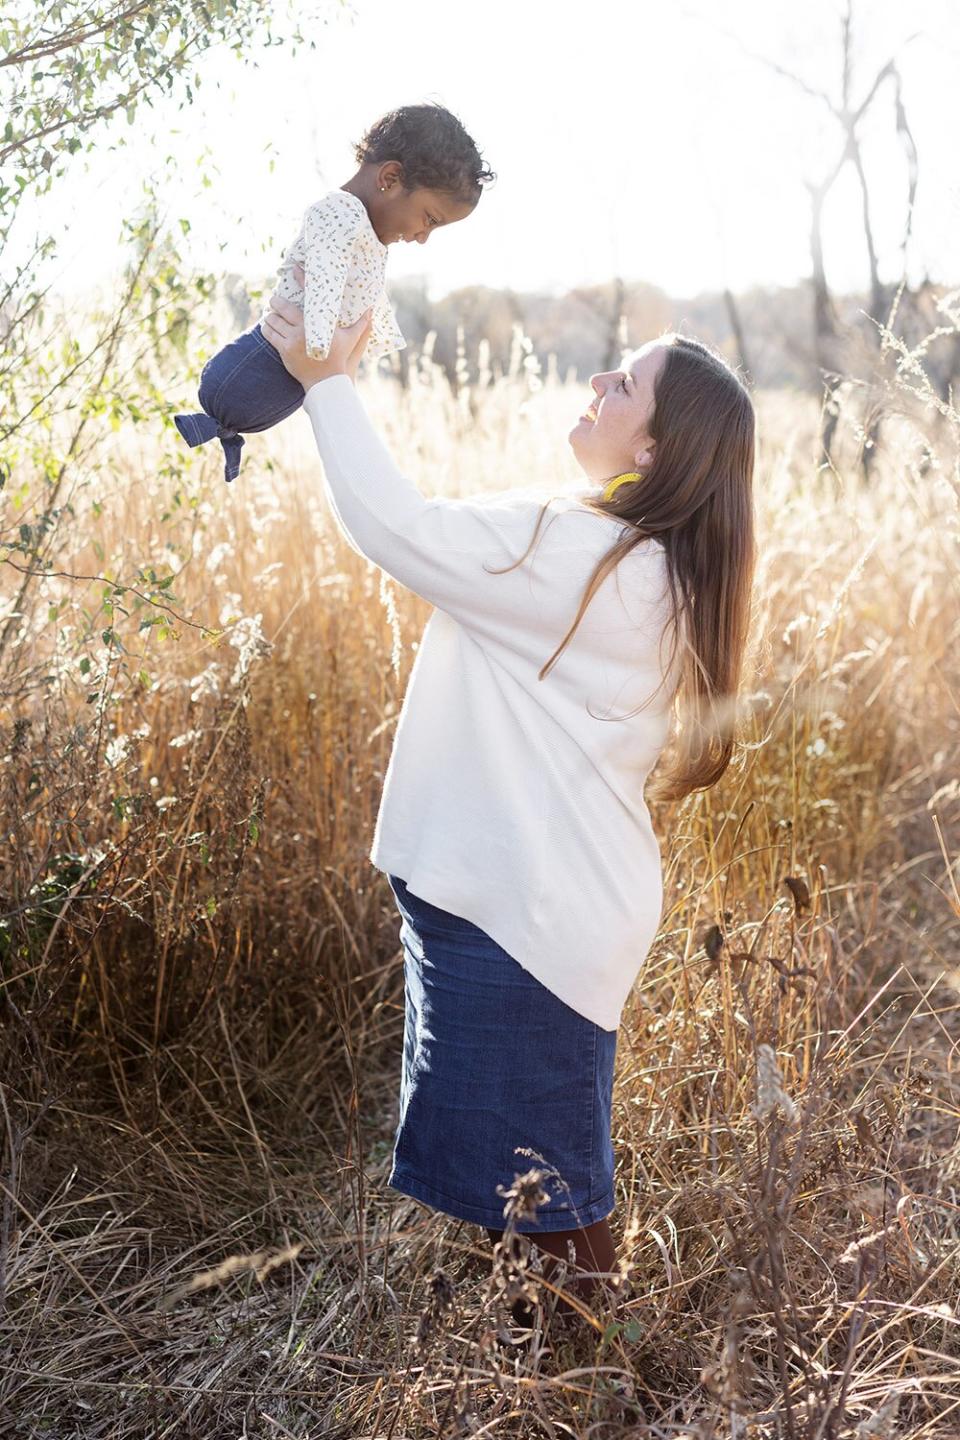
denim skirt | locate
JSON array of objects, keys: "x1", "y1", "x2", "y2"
[{"x1": 385, "y1": 875, "x2": 618, "y2": 1233}]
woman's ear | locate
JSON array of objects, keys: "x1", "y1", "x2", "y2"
[{"x1": 634, "y1": 440, "x2": 656, "y2": 471}]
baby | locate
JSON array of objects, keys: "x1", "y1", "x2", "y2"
[{"x1": 175, "y1": 103, "x2": 494, "y2": 482}]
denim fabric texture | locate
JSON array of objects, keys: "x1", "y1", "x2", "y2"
[
  {"x1": 385, "y1": 874, "x2": 618, "y2": 1233},
  {"x1": 174, "y1": 323, "x2": 305, "y2": 482}
]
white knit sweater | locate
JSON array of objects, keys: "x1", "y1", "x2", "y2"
[{"x1": 302, "y1": 376, "x2": 681, "y2": 1031}]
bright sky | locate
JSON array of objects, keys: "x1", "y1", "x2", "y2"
[{"x1": 17, "y1": 0, "x2": 960, "y2": 303}]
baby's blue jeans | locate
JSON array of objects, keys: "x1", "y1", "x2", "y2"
[{"x1": 174, "y1": 322, "x2": 304, "y2": 482}]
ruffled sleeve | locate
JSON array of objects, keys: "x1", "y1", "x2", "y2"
[{"x1": 364, "y1": 286, "x2": 407, "y2": 362}]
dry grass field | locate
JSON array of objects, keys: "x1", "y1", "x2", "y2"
[{"x1": 2, "y1": 326, "x2": 959, "y2": 1437}]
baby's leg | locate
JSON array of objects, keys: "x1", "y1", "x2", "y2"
[{"x1": 174, "y1": 325, "x2": 305, "y2": 482}]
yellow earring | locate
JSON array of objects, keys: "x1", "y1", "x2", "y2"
[{"x1": 602, "y1": 471, "x2": 643, "y2": 502}]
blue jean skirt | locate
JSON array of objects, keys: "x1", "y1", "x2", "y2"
[{"x1": 385, "y1": 875, "x2": 618, "y2": 1234}]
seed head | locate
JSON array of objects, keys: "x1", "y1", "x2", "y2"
[
  {"x1": 496, "y1": 1167, "x2": 551, "y2": 1224},
  {"x1": 752, "y1": 1043, "x2": 798, "y2": 1124}
]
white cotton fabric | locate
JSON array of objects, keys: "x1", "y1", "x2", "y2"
[
  {"x1": 259, "y1": 189, "x2": 406, "y2": 362},
  {"x1": 302, "y1": 376, "x2": 684, "y2": 1031}
]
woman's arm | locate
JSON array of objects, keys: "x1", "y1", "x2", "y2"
[
  {"x1": 301, "y1": 374, "x2": 577, "y2": 648},
  {"x1": 262, "y1": 295, "x2": 667, "y2": 654}
]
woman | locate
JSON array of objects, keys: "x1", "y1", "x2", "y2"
[{"x1": 261, "y1": 292, "x2": 756, "y2": 1329}]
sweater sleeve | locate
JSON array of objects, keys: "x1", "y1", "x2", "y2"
[
  {"x1": 301, "y1": 375, "x2": 595, "y2": 645},
  {"x1": 300, "y1": 195, "x2": 363, "y2": 359}
]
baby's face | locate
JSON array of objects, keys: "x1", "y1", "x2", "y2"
[{"x1": 373, "y1": 185, "x2": 476, "y2": 246}]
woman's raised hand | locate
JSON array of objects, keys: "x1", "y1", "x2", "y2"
[{"x1": 262, "y1": 262, "x2": 373, "y2": 389}]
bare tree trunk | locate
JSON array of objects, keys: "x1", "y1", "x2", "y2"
[
  {"x1": 846, "y1": 62, "x2": 892, "y2": 481},
  {"x1": 850, "y1": 131, "x2": 886, "y2": 481},
  {"x1": 723, "y1": 287, "x2": 752, "y2": 379},
  {"x1": 750, "y1": 1, "x2": 921, "y2": 479},
  {"x1": 809, "y1": 177, "x2": 843, "y2": 465},
  {"x1": 602, "y1": 276, "x2": 626, "y2": 371}
]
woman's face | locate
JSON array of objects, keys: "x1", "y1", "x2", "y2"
[{"x1": 569, "y1": 342, "x2": 667, "y2": 482}]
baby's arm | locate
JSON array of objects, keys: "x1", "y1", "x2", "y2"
[{"x1": 300, "y1": 195, "x2": 364, "y2": 360}]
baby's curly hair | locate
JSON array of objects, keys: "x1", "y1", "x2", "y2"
[{"x1": 354, "y1": 103, "x2": 495, "y2": 205}]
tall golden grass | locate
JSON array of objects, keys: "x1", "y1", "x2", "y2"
[{"x1": 1, "y1": 320, "x2": 959, "y2": 1437}]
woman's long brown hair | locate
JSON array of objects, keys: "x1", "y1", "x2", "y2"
[{"x1": 486, "y1": 334, "x2": 757, "y2": 804}]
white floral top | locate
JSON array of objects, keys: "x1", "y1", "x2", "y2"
[{"x1": 258, "y1": 189, "x2": 406, "y2": 363}]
